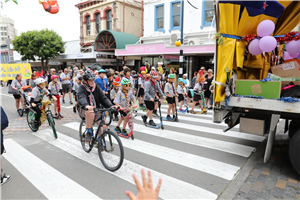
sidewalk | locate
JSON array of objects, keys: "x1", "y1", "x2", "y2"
[{"x1": 233, "y1": 128, "x2": 300, "y2": 200}]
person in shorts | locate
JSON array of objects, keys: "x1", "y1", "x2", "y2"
[
  {"x1": 73, "y1": 76, "x2": 82, "y2": 113},
  {"x1": 11, "y1": 74, "x2": 27, "y2": 115},
  {"x1": 190, "y1": 77, "x2": 207, "y2": 114},
  {"x1": 60, "y1": 68, "x2": 73, "y2": 104},
  {"x1": 177, "y1": 78, "x2": 186, "y2": 111},
  {"x1": 48, "y1": 75, "x2": 63, "y2": 119},
  {"x1": 0, "y1": 106, "x2": 11, "y2": 186},
  {"x1": 142, "y1": 71, "x2": 165, "y2": 126},
  {"x1": 137, "y1": 71, "x2": 147, "y2": 108},
  {"x1": 164, "y1": 74, "x2": 177, "y2": 120}
]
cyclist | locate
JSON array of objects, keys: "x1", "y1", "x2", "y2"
[
  {"x1": 77, "y1": 70, "x2": 113, "y2": 142},
  {"x1": 30, "y1": 78, "x2": 57, "y2": 129}
]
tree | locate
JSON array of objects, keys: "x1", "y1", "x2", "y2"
[{"x1": 12, "y1": 29, "x2": 65, "y2": 72}]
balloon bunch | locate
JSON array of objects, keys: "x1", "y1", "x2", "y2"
[
  {"x1": 285, "y1": 39, "x2": 300, "y2": 59},
  {"x1": 249, "y1": 20, "x2": 277, "y2": 55}
]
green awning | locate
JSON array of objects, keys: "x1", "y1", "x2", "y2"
[{"x1": 94, "y1": 30, "x2": 139, "y2": 51}]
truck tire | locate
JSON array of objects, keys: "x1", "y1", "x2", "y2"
[
  {"x1": 289, "y1": 120, "x2": 300, "y2": 138},
  {"x1": 289, "y1": 129, "x2": 300, "y2": 175}
]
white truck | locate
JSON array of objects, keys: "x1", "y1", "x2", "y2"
[{"x1": 213, "y1": 1, "x2": 300, "y2": 175}]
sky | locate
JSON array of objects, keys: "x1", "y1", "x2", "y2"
[{"x1": 3, "y1": 0, "x2": 80, "y2": 42}]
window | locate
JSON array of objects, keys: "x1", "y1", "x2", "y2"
[
  {"x1": 201, "y1": 1, "x2": 215, "y2": 29},
  {"x1": 4, "y1": 32, "x2": 7, "y2": 36},
  {"x1": 170, "y1": 1, "x2": 181, "y2": 30},
  {"x1": 1, "y1": 32, "x2": 3, "y2": 36},
  {"x1": 86, "y1": 15, "x2": 91, "y2": 35},
  {"x1": 154, "y1": 4, "x2": 164, "y2": 32},
  {"x1": 3, "y1": 27, "x2": 6, "y2": 31},
  {"x1": 96, "y1": 13, "x2": 101, "y2": 33},
  {"x1": 106, "y1": 10, "x2": 112, "y2": 30}
]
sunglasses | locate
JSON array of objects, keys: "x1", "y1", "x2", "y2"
[{"x1": 123, "y1": 84, "x2": 131, "y2": 87}]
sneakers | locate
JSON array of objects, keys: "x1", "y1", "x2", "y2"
[
  {"x1": 148, "y1": 120, "x2": 156, "y2": 127},
  {"x1": 53, "y1": 113, "x2": 59, "y2": 119},
  {"x1": 58, "y1": 113, "x2": 64, "y2": 118},
  {"x1": 190, "y1": 110, "x2": 196, "y2": 114},
  {"x1": 166, "y1": 115, "x2": 173, "y2": 120},
  {"x1": 1, "y1": 174, "x2": 11, "y2": 185},
  {"x1": 141, "y1": 115, "x2": 148, "y2": 124},
  {"x1": 208, "y1": 107, "x2": 213, "y2": 110},
  {"x1": 200, "y1": 109, "x2": 207, "y2": 114},
  {"x1": 73, "y1": 106, "x2": 76, "y2": 113},
  {"x1": 114, "y1": 126, "x2": 121, "y2": 133},
  {"x1": 62, "y1": 99, "x2": 65, "y2": 104},
  {"x1": 119, "y1": 129, "x2": 128, "y2": 137},
  {"x1": 70, "y1": 101, "x2": 73, "y2": 105},
  {"x1": 32, "y1": 121, "x2": 39, "y2": 130},
  {"x1": 85, "y1": 129, "x2": 93, "y2": 142}
]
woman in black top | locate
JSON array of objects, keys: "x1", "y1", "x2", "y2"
[{"x1": 204, "y1": 69, "x2": 214, "y2": 109}]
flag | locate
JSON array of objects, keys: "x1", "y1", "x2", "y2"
[{"x1": 219, "y1": 1, "x2": 284, "y2": 18}]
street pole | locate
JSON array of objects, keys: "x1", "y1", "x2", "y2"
[{"x1": 179, "y1": 0, "x2": 184, "y2": 78}]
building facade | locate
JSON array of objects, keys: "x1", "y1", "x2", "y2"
[
  {"x1": 115, "y1": 0, "x2": 216, "y2": 80},
  {"x1": 75, "y1": 0, "x2": 143, "y2": 53},
  {"x1": 0, "y1": 16, "x2": 17, "y2": 43}
]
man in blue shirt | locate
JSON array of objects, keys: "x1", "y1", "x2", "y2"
[
  {"x1": 0, "y1": 106, "x2": 11, "y2": 186},
  {"x1": 95, "y1": 69, "x2": 108, "y2": 95}
]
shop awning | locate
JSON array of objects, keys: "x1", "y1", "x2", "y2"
[{"x1": 94, "y1": 30, "x2": 139, "y2": 51}]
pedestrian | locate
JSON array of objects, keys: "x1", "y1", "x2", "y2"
[
  {"x1": 76, "y1": 69, "x2": 84, "y2": 81},
  {"x1": 144, "y1": 60, "x2": 151, "y2": 73},
  {"x1": 60, "y1": 68, "x2": 73, "y2": 104},
  {"x1": 204, "y1": 69, "x2": 214, "y2": 109},
  {"x1": 157, "y1": 62, "x2": 164, "y2": 74},
  {"x1": 190, "y1": 76, "x2": 207, "y2": 114},
  {"x1": 95, "y1": 69, "x2": 108, "y2": 95},
  {"x1": 164, "y1": 74, "x2": 177, "y2": 120},
  {"x1": 110, "y1": 77, "x2": 121, "y2": 121},
  {"x1": 209, "y1": 80, "x2": 215, "y2": 110},
  {"x1": 106, "y1": 72, "x2": 114, "y2": 100},
  {"x1": 191, "y1": 72, "x2": 197, "y2": 88},
  {"x1": 27, "y1": 73, "x2": 37, "y2": 88},
  {"x1": 151, "y1": 66, "x2": 156, "y2": 72},
  {"x1": 170, "y1": 68, "x2": 177, "y2": 88},
  {"x1": 137, "y1": 71, "x2": 147, "y2": 108},
  {"x1": 114, "y1": 78, "x2": 137, "y2": 138},
  {"x1": 183, "y1": 73, "x2": 190, "y2": 88},
  {"x1": 73, "y1": 76, "x2": 82, "y2": 113},
  {"x1": 153, "y1": 72, "x2": 163, "y2": 116},
  {"x1": 45, "y1": 68, "x2": 56, "y2": 86},
  {"x1": 125, "y1": 169, "x2": 161, "y2": 200},
  {"x1": 11, "y1": 74, "x2": 27, "y2": 116},
  {"x1": 1, "y1": 106, "x2": 12, "y2": 185},
  {"x1": 177, "y1": 78, "x2": 186, "y2": 111},
  {"x1": 48, "y1": 75, "x2": 63, "y2": 119},
  {"x1": 142, "y1": 71, "x2": 166, "y2": 126}
]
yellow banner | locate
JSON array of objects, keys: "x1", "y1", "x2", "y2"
[{"x1": 0, "y1": 63, "x2": 32, "y2": 81}]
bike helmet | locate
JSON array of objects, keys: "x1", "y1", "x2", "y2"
[
  {"x1": 34, "y1": 77, "x2": 47, "y2": 85},
  {"x1": 178, "y1": 78, "x2": 184, "y2": 83},
  {"x1": 168, "y1": 74, "x2": 175, "y2": 79},
  {"x1": 83, "y1": 70, "x2": 96, "y2": 80},
  {"x1": 98, "y1": 69, "x2": 106, "y2": 73},
  {"x1": 105, "y1": 69, "x2": 110, "y2": 73},
  {"x1": 133, "y1": 74, "x2": 138, "y2": 78},
  {"x1": 121, "y1": 78, "x2": 131, "y2": 86},
  {"x1": 150, "y1": 71, "x2": 158, "y2": 78},
  {"x1": 51, "y1": 75, "x2": 59, "y2": 80}
]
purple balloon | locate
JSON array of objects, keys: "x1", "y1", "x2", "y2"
[
  {"x1": 284, "y1": 51, "x2": 292, "y2": 60},
  {"x1": 286, "y1": 40, "x2": 300, "y2": 54},
  {"x1": 249, "y1": 39, "x2": 262, "y2": 55},
  {"x1": 289, "y1": 52, "x2": 299, "y2": 58},
  {"x1": 259, "y1": 36, "x2": 277, "y2": 52},
  {"x1": 257, "y1": 20, "x2": 275, "y2": 37}
]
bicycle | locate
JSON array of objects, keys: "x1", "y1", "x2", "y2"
[
  {"x1": 79, "y1": 107, "x2": 124, "y2": 172},
  {"x1": 26, "y1": 99, "x2": 57, "y2": 139}
]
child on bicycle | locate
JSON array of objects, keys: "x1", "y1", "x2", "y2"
[
  {"x1": 73, "y1": 76, "x2": 83, "y2": 113},
  {"x1": 110, "y1": 77, "x2": 121, "y2": 121},
  {"x1": 114, "y1": 78, "x2": 137, "y2": 138},
  {"x1": 48, "y1": 75, "x2": 63, "y2": 119},
  {"x1": 77, "y1": 70, "x2": 113, "y2": 142},
  {"x1": 190, "y1": 77, "x2": 207, "y2": 114},
  {"x1": 164, "y1": 74, "x2": 178, "y2": 120},
  {"x1": 30, "y1": 78, "x2": 57, "y2": 129},
  {"x1": 142, "y1": 71, "x2": 166, "y2": 126},
  {"x1": 177, "y1": 78, "x2": 186, "y2": 112}
]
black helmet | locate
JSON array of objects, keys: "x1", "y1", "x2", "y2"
[
  {"x1": 105, "y1": 69, "x2": 110, "y2": 74},
  {"x1": 83, "y1": 70, "x2": 96, "y2": 80},
  {"x1": 133, "y1": 74, "x2": 138, "y2": 78}
]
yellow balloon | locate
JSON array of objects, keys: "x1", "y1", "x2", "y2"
[{"x1": 175, "y1": 41, "x2": 181, "y2": 47}]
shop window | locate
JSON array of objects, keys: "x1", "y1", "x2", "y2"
[
  {"x1": 86, "y1": 15, "x2": 91, "y2": 36},
  {"x1": 106, "y1": 10, "x2": 112, "y2": 30},
  {"x1": 96, "y1": 13, "x2": 101, "y2": 33},
  {"x1": 170, "y1": 1, "x2": 181, "y2": 30},
  {"x1": 201, "y1": 1, "x2": 215, "y2": 29},
  {"x1": 154, "y1": 4, "x2": 164, "y2": 32}
]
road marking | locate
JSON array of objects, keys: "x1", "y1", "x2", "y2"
[
  {"x1": 33, "y1": 129, "x2": 218, "y2": 199},
  {"x1": 133, "y1": 116, "x2": 265, "y2": 142},
  {"x1": 3, "y1": 139, "x2": 101, "y2": 200},
  {"x1": 64, "y1": 122, "x2": 240, "y2": 180},
  {"x1": 111, "y1": 122, "x2": 252, "y2": 157},
  {"x1": 60, "y1": 105, "x2": 73, "y2": 109},
  {"x1": 160, "y1": 104, "x2": 212, "y2": 114}
]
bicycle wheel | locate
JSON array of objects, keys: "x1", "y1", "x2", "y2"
[
  {"x1": 103, "y1": 111, "x2": 112, "y2": 126},
  {"x1": 27, "y1": 110, "x2": 39, "y2": 132},
  {"x1": 79, "y1": 120, "x2": 93, "y2": 153},
  {"x1": 47, "y1": 113, "x2": 57, "y2": 139},
  {"x1": 98, "y1": 130, "x2": 124, "y2": 172}
]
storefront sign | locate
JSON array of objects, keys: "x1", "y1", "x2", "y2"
[
  {"x1": 75, "y1": 59, "x2": 96, "y2": 63},
  {"x1": 164, "y1": 55, "x2": 179, "y2": 60},
  {"x1": 96, "y1": 54, "x2": 116, "y2": 59},
  {"x1": 116, "y1": 43, "x2": 215, "y2": 56}
]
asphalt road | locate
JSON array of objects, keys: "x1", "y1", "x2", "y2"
[{"x1": 0, "y1": 86, "x2": 266, "y2": 199}]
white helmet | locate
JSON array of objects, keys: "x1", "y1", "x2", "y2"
[{"x1": 34, "y1": 77, "x2": 47, "y2": 85}]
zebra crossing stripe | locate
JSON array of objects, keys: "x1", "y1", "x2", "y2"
[
  {"x1": 3, "y1": 139, "x2": 101, "y2": 200},
  {"x1": 32, "y1": 129, "x2": 218, "y2": 199},
  {"x1": 133, "y1": 116, "x2": 265, "y2": 142}
]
